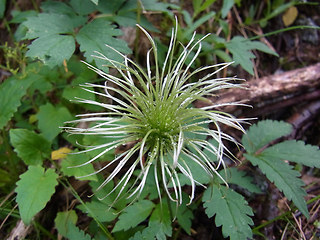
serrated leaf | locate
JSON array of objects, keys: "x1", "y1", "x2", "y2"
[
  {"x1": 23, "y1": 13, "x2": 74, "y2": 39},
  {"x1": 130, "y1": 200, "x2": 173, "y2": 240},
  {"x1": 242, "y1": 120, "x2": 292, "y2": 154},
  {"x1": 69, "y1": 0, "x2": 97, "y2": 15},
  {"x1": 40, "y1": 1, "x2": 87, "y2": 28},
  {"x1": 150, "y1": 200, "x2": 172, "y2": 240},
  {"x1": 76, "y1": 18, "x2": 131, "y2": 67},
  {"x1": 245, "y1": 154, "x2": 309, "y2": 218},
  {"x1": 26, "y1": 34, "x2": 75, "y2": 68},
  {"x1": 226, "y1": 37, "x2": 278, "y2": 75},
  {"x1": 64, "y1": 221, "x2": 93, "y2": 240},
  {"x1": 61, "y1": 151, "x2": 98, "y2": 181},
  {"x1": 112, "y1": 200, "x2": 155, "y2": 232},
  {"x1": 0, "y1": 76, "x2": 35, "y2": 129},
  {"x1": 10, "y1": 129, "x2": 51, "y2": 165},
  {"x1": 203, "y1": 185, "x2": 253, "y2": 240},
  {"x1": 220, "y1": 167, "x2": 262, "y2": 193},
  {"x1": 263, "y1": 140, "x2": 320, "y2": 168},
  {"x1": 77, "y1": 200, "x2": 117, "y2": 222},
  {"x1": 176, "y1": 200, "x2": 194, "y2": 234},
  {"x1": 55, "y1": 210, "x2": 78, "y2": 236},
  {"x1": 37, "y1": 103, "x2": 74, "y2": 141},
  {"x1": 16, "y1": 165, "x2": 58, "y2": 225}
]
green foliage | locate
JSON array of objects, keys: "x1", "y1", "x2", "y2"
[
  {"x1": 245, "y1": 153, "x2": 308, "y2": 217},
  {"x1": 37, "y1": 103, "x2": 74, "y2": 141},
  {"x1": 77, "y1": 200, "x2": 118, "y2": 223},
  {"x1": 203, "y1": 184, "x2": 254, "y2": 240},
  {"x1": 61, "y1": 151, "x2": 98, "y2": 181},
  {"x1": 112, "y1": 200, "x2": 155, "y2": 232},
  {"x1": 225, "y1": 36, "x2": 278, "y2": 75},
  {"x1": 54, "y1": 210, "x2": 78, "y2": 236},
  {"x1": 243, "y1": 120, "x2": 320, "y2": 218},
  {"x1": 55, "y1": 211, "x2": 93, "y2": 240},
  {"x1": 15, "y1": 165, "x2": 58, "y2": 224},
  {"x1": 242, "y1": 119, "x2": 292, "y2": 154},
  {"x1": 2, "y1": 0, "x2": 319, "y2": 239},
  {"x1": 220, "y1": 167, "x2": 262, "y2": 193},
  {"x1": 10, "y1": 129, "x2": 51, "y2": 165},
  {"x1": 130, "y1": 200, "x2": 172, "y2": 240},
  {"x1": 0, "y1": 75, "x2": 35, "y2": 129}
]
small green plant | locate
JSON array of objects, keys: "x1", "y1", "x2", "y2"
[{"x1": 2, "y1": 1, "x2": 319, "y2": 239}]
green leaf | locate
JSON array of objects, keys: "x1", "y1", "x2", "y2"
[
  {"x1": 176, "y1": 195, "x2": 194, "y2": 235},
  {"x1": 26, "y1": 34, "x2": 75, "y2": 68},
  {"x1": 55, "y1": 210, "x2": 78, "y2": 236},
  {"x1": 221, "y1": 0, "x2": 234, "y2": 18},
  {"x1": 242, "y1": 120, "x2": 292, "y2": 154},
  {"x1": 182, "y1": 12, "x2": 216, "y2": 39},
  {"x1": 112, "y1": 200, "x2": 155, "y2": 232},
  {"x1": 0, "y1": 0, "x2": 6, "y2": 18},
  {"x1": 55, "y1": 211, "x2": 93, "y2": 240},
  {"x1": 245, "y1": 154, "x2": 309, "y2": 218},
  {"x1": 37, "y1": 103, "x2": 74, "y2": 141},
  {"x1": 16, "y1": 165, "x2": 58, "y2": 225},
  {"x1": 76, "y1": 18, "x2": 131, "y2": 67},
  {"x1": 64, "y1": 221, "x2": 93, "y2": 240},
  {"x1": 62, "y1": 80, "x2": 96, "y2": 102},
  {"x1": 0, "y1": 76, "x2": 35, "y2": 129},
  {"x1": 23, "y1": 13, "x2": 74, "y2": 39},
  {"x1": 148, "y1": 200, "x2": 172, "y2": 240},
  {"x1": 69, "y1": 0, "x2": 97, "y2": 15},
  {"x1": 226, "y1": 37, "x2": 278, "y2": 75},
  {"x1": 262, "y1": 140, "x2": 320, "y2": 168},
  {"x1": 10, "y1": 129, "x2": 51, "y2": 165},
  {"x1": 203, "y1": 184, "x2": 253, "y2": 240},
  {"x1": 61, "y1": 151, "x2": 98, "y2": 181},
  {"x1": 77, "y1": 200, "x2": 117, "y2": 223},
  {"x1": 220, "y1": 167, "x2": 262, "y2": 193}
]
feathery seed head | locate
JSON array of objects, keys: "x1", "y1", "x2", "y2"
[{"x1": 65, "y1": 17, "x2": 246, "y2": 205}]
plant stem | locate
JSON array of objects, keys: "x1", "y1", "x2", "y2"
[
  {"x1": 253, "y1": 194, "x2": 320, "y2": 232},
  {"x1": 249, "y1": 25, "x2": 320, "y2": 41},
  {"x1": 58, "y1": 178, "x2": 115, "y2": 240}
]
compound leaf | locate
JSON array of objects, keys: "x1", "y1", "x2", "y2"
[
  {"x1": 245, "y1": 154, "x2": 308, "y2": 218},
  {"x1": 0, "y1": 76, "x2": 35, "y2": 129},
  {"x1": 26, "y1": 34, "x2": 75, "y2": 68},
  {"x1": 76, "y1": 18, "x2": 131, "y2": 67},
  {"x1": 242, "y1": 120, "x2": 292, "y2": 154},
  {"x1": 263, "y1": 140, "x2": 320, "y2": 168},
  {"x1": 220, "y1": 167, "x2": 262, "y2": 193},
  {"x1": 112, "y1": 199, "x2": 155, "y2": 232},
  {"x1": 203, "y1": 184, "x2": 253, "y2": 240},
  {"x1": 132, "y1": 199, "x2": 172, "y2": 240},
  {"x1": 16, "y1": 165, "x2": 58, "y2": 225},
  {"x1": 10, "y1": 129, "x2": 51, "y2": 165},
  {"x1": 23, "y1": 13, "x2": 74, "y2": 39},
  {"x1": 37, "y1": 103, "x2": 74, "y2": 141},
  {"x1": 226, "y1": 36, "x2": 278, "y2": 75}
]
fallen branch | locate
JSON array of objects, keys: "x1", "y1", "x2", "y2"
[{"x1": 209, "y1": 63, "x2": 320, "y2": 116}]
